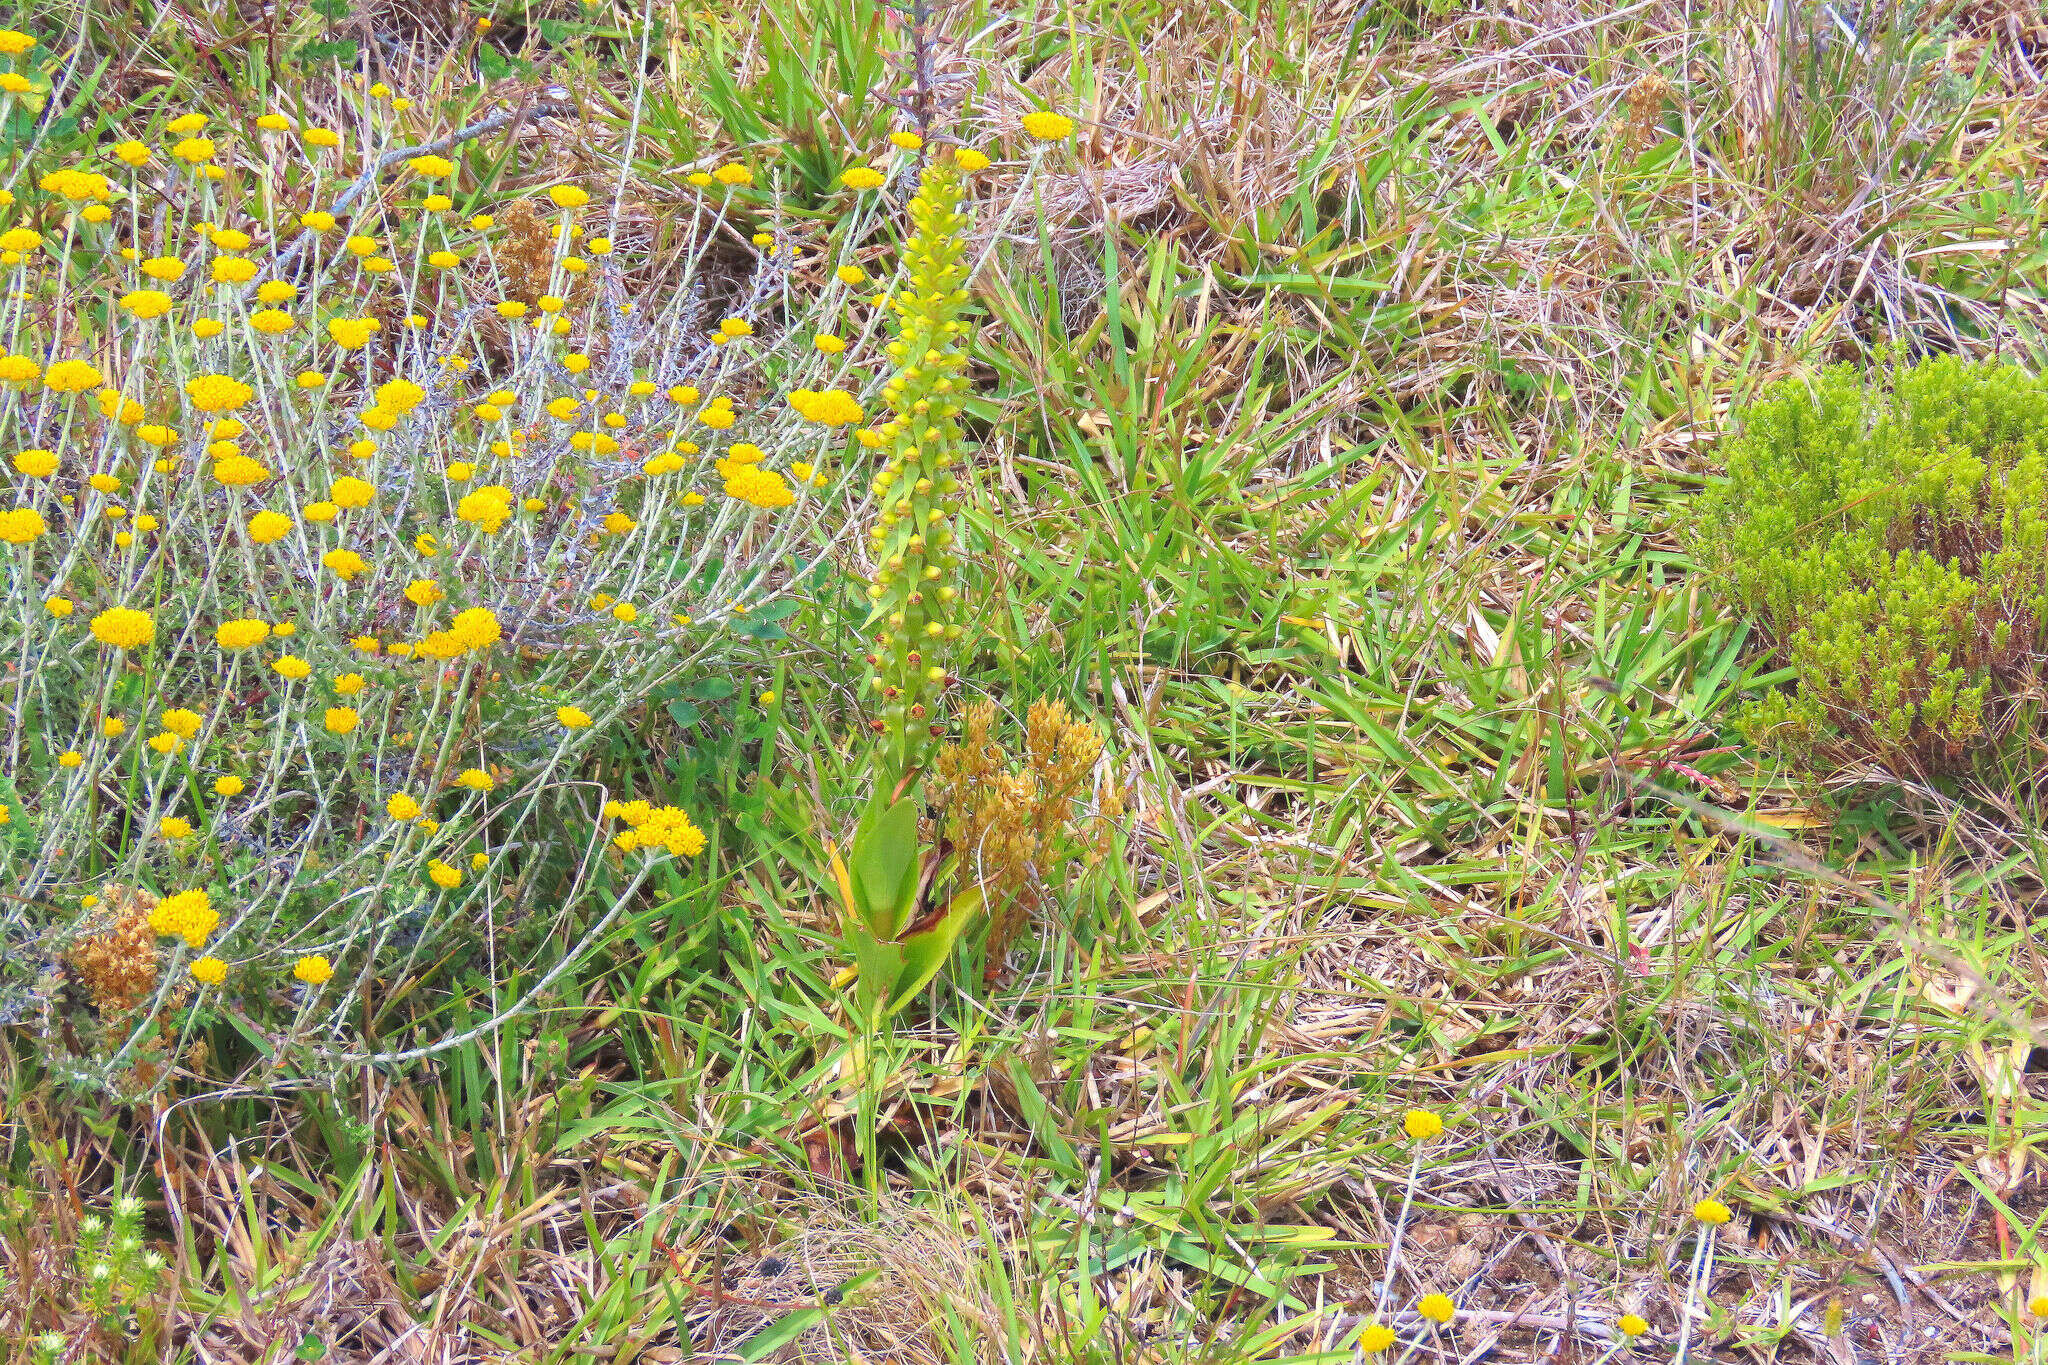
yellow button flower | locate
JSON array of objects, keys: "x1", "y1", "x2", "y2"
[{"x1": 1021, "y1": 110, "x2": 1076, "y2": 140}]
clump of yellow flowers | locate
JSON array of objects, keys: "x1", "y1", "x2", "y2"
[{"x1": 0, "y1": 86, "x2": 889, "y2": 1087}]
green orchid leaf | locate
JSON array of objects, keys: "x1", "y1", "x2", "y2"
[
  {"x1": 849, "y1": 795, "x2": 919, "y2": 939},
  {"x1": 886, "y1": 886, "x2": 984, "y2": 1014}
]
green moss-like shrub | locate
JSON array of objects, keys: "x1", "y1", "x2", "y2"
[{"x1": 1689, "y1": 355, "x2": 2048, "y2": 781}]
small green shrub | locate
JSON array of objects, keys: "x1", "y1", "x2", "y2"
[{"x1": 1688, "y1": 355, "x2": 2048, "y2": 781}]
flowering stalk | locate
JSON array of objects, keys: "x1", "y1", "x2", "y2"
[
  {"x1": 833, "y1": 153, "x2": 983, "y2": 1022},
  {"x1": 861, "y1": 155, "x2": 972, "y2": 782}
]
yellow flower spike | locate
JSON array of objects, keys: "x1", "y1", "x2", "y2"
[{"x1": 1692, "y1": 1199, "x2": 1732, "y2": 1225}]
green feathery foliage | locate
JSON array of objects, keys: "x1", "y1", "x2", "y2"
[{"x1": 1689, "y1": 355, "x2": 2048, "y2": 780}]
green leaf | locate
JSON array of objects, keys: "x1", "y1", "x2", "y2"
[
  {"x1": 296, "y1": 38, "x2": 359, "y2": 64},
  {"x1": 886, "y1": 887, "x2": 983, "y2": 1013},
  {"x1": 848, "y1": 796, "x2": 919, "y2": 939},
  {"x1": 686, "y1": 677, "x2": 735, "y2": 702},
  {"x1": 477, "y1": 45, "x2": 517, "y2": 82},
  {"x1": 1163, "y1": 1236, "x2": 1310, "y2": 1313},
  {"x1": 851, "y1": 935, "x2": 905, "y2": 1022},
  {"x1": 1005, "y1": 1057, "x2": 1080, "y2": 1173}
]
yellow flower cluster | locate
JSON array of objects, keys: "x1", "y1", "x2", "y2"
[
  {"x1": 217, "y1": 619, "x2": 271, "y2": 650},
  {"x1": 2, "y1": 105, "x2": 869, "y2": 1049},
  {"x1": 147, "y1": 890, "x2": 218, "y2": 948},
  {"x1": 604, "y1": 800, "x2": 708, "y2": 858},
  {"x1": 1021, "y1": 110, "x2": 1076, "y2": 140},
  {"x1": 788, "y1": 388, "x2": 865, "y2": 427},
  {"x1": 719, "y1": 460, "x2": 796, "y2": 510},
  {"x1": 0, "y1": 507, "x2": 45, "y2": 543},
  {"x1": 456, "y1": 485, "x2": 514, "y2": 531},
  {"x1": 184, "y1": 373, "x2": 253, "y2": 412},
  {"x1": 415, "y1": 607, "x2": 502, "y2": 660},
  {"x1": 91, "y1": 608, "x2": 156, "y2": 650}
]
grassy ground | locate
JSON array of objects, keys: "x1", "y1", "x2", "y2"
[{"x1": 5, "y1": 0, "x2": 2048, "y2": 1360}]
